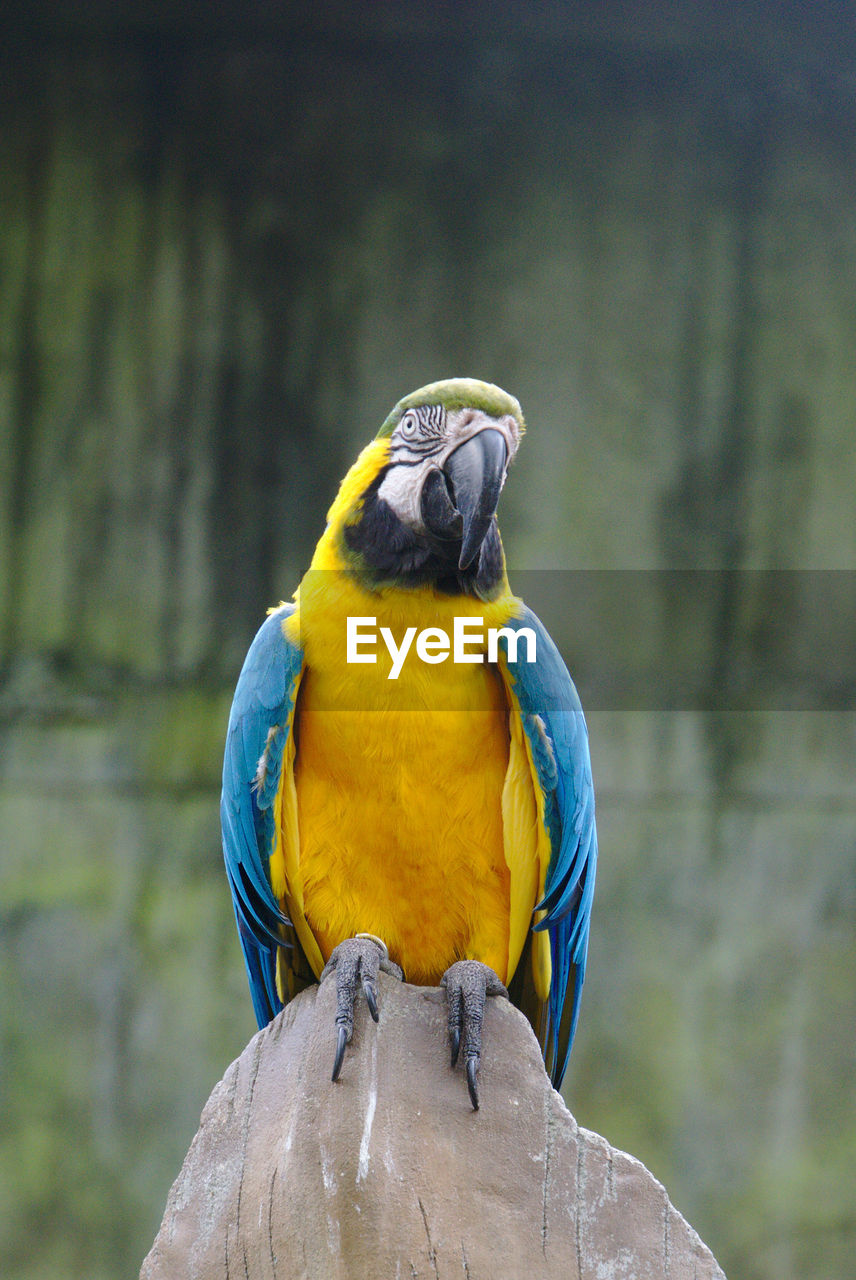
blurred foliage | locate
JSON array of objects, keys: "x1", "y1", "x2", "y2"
[{"x1": 1, "y1": 5, "x2": 855, "y2": 1278}]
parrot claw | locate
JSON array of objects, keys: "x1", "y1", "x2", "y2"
[
  {"x1": 441, "y1": 960, "x2": 508, "y2": 1110},
  {"x1": 321, "y1": 933, "x2": 403, "y2": 1083},
  {"x1": 363, "y1": 976, "x2": 379, "y2": 1022},
  {"x1": 331, "y1": 1024, "x2": 348, "y2": 1082},
  {"x1": 450, "y1": 1024, "x2": 461, "y2": 1068},
  {"x1": 466, "y1": 1055, "x2": 480, "y2": 1110}
]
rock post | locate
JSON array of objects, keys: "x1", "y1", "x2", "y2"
[{"x1": 141, "y1": 975, "x2": 725, "y2": 1279}]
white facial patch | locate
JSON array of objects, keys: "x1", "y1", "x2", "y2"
[{"x1": 376, "y1": 461, "x2": 434, "y2": 530}]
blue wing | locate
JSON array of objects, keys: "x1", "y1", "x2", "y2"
[
  {"x1": 221, "y1": 604, "x2": 304, "y2": 1028},
  {"x1": 501, "y1": 603, "x2": 597, "y2": 1087}
]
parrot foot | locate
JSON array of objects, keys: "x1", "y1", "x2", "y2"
[
  {"x1": 320, "y1": 934, "x2": 403, "y2": 1083},
  {"x1": 441, "y1": 960, "x2": 508, "y2": 1110}
]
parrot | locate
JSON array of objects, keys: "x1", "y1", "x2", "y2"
[{"x1": 221, "y1": 378, "x2": 597, "y2": 1108}]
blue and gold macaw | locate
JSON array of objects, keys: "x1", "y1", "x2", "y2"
[{"x1": 222, "y1": 379, "x2": 596, "y2": 1107}]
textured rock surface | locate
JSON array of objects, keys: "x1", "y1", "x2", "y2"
[{"x1": 141, "y1": 977, "x2": 725, "y2": 1279}]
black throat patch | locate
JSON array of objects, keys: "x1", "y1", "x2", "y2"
[{"x1": 343, "y1": 469, "x2": 505, "y2": 600}]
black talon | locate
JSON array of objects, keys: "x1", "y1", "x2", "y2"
[
  {"x1": 450, "y1": 1025, "x2": 461, "y2": 1068},
  {"x1": 466, "y1": 1056, "x2": 480, "y2": 1110},
  {"x1": 363, "y1": 978, "x2": 379, "y2": 1023},
  {"x1": 331, "y1": 1024, "x2": 348, "y2": 1082}
]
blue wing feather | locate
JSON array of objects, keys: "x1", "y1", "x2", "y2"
[
  {"x1": 221, "y1": 604, "x2": 304, "y2": 1027},
  {"x1": 500, "y1": 603, "x2": 597, "y2": 1087}
]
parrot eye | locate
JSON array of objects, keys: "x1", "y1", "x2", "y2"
[{"x1": 399, "y1": 411, "x2": 419, "y2": 438}]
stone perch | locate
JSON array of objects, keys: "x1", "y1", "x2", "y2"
[{"x1": 141, "y1": 975, "x2": 726, "y2": 1279}]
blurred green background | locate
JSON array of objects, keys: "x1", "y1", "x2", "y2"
[{"x1": 1, "y1": 3, "x2": 855, "y2": 1277}]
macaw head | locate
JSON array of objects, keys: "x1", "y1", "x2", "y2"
[{"x1": 341, "y1": 378, "x2": 525, "y2": 598}]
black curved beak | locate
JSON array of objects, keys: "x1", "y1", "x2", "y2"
[{"x1": 443, "y1": 428, "x2": 508, "y2": 569}]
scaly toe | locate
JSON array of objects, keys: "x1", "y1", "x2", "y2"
[
  {"x1": 441, "y1": 960, "x2": 508, "y2": 1109},
  {"x1": 321, "y1": 934, "x2": 402, "y2": 1082}
]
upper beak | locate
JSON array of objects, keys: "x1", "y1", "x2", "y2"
[{"x1": 443, "y1": 428, "x2": 508, "y2": 569}]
